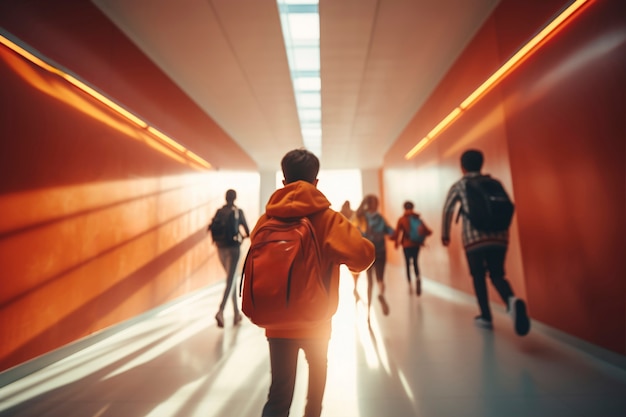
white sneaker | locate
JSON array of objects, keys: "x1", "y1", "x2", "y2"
[
  {"x1": 474, "y1": 316, "x2": 493, "y2": 330},
  {"x1": 509, "y1": 297, "x2": 530, "y2": 336}
]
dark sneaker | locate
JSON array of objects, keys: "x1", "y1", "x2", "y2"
[
  {"x1": 509, "y1": 297, "x2": 530, "y2": 336},
  {"x1": 378, "y1": 295, "x2": 390, "y2": 316},
  {"x1": 233, "y1": 312, "x2": 243, "y2": 326},
  {"x1": 474, "y1": 315, "x2": 493, "y2": 330},
  {"x1": 416, "y1": 279, "x2": 422, "y2": 296}
]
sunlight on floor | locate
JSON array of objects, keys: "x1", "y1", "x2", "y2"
[
  {"x1": 2, "y1": 266, "x2": 626, "y2": 417},
  {"x1": 321, "y1": 268, "x2": 398, "y2": 416}
]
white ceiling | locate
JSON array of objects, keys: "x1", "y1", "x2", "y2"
[{"x1": 92, "y1": 0, "x2": 500, "y2": 172}]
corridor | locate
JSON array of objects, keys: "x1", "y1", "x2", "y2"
[{"x1": 1, "y1": 266, "x2": 625, "y2": 417}]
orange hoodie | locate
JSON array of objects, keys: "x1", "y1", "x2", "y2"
[{"x1": 251, "y1": 181, "x2": 375, "y2": 339}]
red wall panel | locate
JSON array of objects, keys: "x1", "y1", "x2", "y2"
[
  {"x1": 384, "y1": 0, "x2": 625, "y2": 354},
  {"x1": 503, "y1": 0, "x2": 626, "y2": 352}
]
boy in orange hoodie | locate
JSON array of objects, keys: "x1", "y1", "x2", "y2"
[{"x1": 253, "y1": 149, "x2": 375, "y2": 417}]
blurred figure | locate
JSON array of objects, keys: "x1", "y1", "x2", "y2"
[
  {"x1": 442, "y1": 149, "x2": 530, "y2": 336},
  {"x1": 357, "y1": 194, "x2": 395, "y2": 320},
  {"x1": 340, "y1": 200, "x2": 365, "y2": 300},
  {"x1": 394, "y1": 201, "x2": 432, "y2": 296},
  {"x1": 339, "y1": 200, "x2": 354, "y2": 219},
  {"x1": 208, "y1": 189, "x2": 250, "y2": 328}
]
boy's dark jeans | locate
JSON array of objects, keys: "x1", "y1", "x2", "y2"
[
  {"x1": 465, "y1": 245, "x2": 514, "y2": 321},
  {"x1": 403, "y1": 246, "x2": 420, "y2": 282},
  {"x1": 262, "y1": 338, "x2": 329, "y2": 417}
]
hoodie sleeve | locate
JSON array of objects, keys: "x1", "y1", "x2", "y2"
[
  {"x1": 316, "y1": 210, "x2": 375, "y2": 273},
  {"x1": 394, "y1": 216, "x2": 405, "y2": 246},
  {"x1": 384, "y1": 216, "x2": 394, "y2": 236}
]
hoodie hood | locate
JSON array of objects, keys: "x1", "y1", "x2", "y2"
[{"x1": 266, "y1": 181, "x2": 330, "y2": 218}]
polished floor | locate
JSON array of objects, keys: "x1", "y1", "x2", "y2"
[{"x1": 1, "y1": 265, "x2": 626, "y2": 417}]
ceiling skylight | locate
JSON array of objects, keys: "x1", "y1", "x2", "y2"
[{"x1": 277, "y1": 0, "x2": 321, "y2": 158}]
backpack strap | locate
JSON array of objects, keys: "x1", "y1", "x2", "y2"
[
  {"x1": 455, "y1": 174, "x2": 484, "y2": 224},
  {"x1": 233, "y1": 206, "x2": 240, "y2": 233}
]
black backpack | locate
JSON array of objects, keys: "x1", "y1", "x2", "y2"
[
  {"x1": 458, "y1": 176, "x2": 515, "y2": 232},
  {"x1": 208, "y1": 206, "x2": 240, "y2": 246}
]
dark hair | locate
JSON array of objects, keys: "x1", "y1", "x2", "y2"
[
  {"x1": 281, "y1": 148, "x2": 320, "y2": 184},
  {"x1": 461, "y1": 149, "x2": 484, "y2": 172},
  {"x1": 403, "y1": 201, "x2": 414, "y2": 210},
  {"x1": 363, "y1": 194, "x2": 379, "y2": 211},
  {"x1": 225, "y1": 189, "x2": 237, "y2": 203}
]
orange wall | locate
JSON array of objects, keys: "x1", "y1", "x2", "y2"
[
  {"x1": 383, "y1": 0, "x2": 625, "y2": 355},
  {"x1": 0, "y1": 43, "x2": 259, "y2": 371},
  {"x1": 0, "y1": 0, "x2": 263, "y2": 372},
  {"x1": 0, "y1": 0, "x2": 255, "y2": 171}
]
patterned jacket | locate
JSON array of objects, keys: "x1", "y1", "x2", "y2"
[{"x1": 442, "y1": 172, "x2": 509, "y2": 252}]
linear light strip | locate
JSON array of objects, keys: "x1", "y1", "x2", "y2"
[
  {"x1": 62, "y1": 73, "x2": 149, "y2": 129},
  {"x1": 0, "y1": 32, "x2": 211, "y2": 170},
  {"x1": 405, "y1": 0, "x2": 589, "y2": 160}
]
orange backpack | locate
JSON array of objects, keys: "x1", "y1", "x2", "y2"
[{"x1": 240, "y1": 216, "x2": 331, "y2": 330}]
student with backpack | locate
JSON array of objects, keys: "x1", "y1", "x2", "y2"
[
  {"x1": 394, "y1": 201, "x2": 432, "y2": 296},
  {"x1": 357, "y1": 194, "x2": 395, "y2": 319},
  {"x1": 442, "y1": 149, "x2": 530, "y2": 336},
  {"x1": 242, "y1": 149, "x2": 374, "y2": 417},
  {"x1": 208, "y1": 189, "x2": 250, "y2": 328}
]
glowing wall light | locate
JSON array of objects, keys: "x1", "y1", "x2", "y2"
[
  {"x1": 405, "y1": 0, "x2": 590, "y2": 160},
  {"x1": 0, "y1": 32, "x2": 212, "y2": 170}
]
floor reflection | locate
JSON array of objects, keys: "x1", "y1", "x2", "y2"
[{"x1": 1, "y1": 266, "x2": 626, "y2": 417}]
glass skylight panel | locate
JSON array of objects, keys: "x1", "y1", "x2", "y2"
[
  {"x1": 278, "y1": 0, "x2": 321, "y2": 158},
  {"x1": 288, "y1": 14, "x2": 319, "y2": 40},
  {"x1": 283, "y1": 0, "x2": 316, "y2": 6},
  {"x1": 292, "y1": 47, "x2": 319, "y2": 71},
  {"x1": 294, "y1": 76, "x2": 321, "y2": 91},
  {"x1": 296, "y1": 92, "x2": 321, "y2": 108},
  {"x1": 298, "y1": 109, "x2": 321, "y2": 123}
]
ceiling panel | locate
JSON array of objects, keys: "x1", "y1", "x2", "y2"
[{"x1": 93, "y1": 0, "x2": 500, "y2": 171}]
